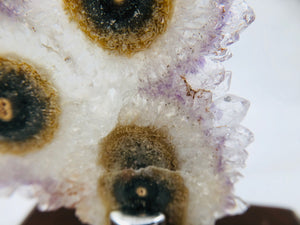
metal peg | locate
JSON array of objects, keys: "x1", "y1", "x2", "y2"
[{"x1": 110, "y1": 211, "x2": 166, "y2": 225}]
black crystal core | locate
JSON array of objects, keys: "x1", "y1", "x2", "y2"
[
  {"x1": 82, "y1": 0, "x2": 155, "y2": 33},
  {"x1": 113, "y1": 175, "x2": 171, "y2": 215},
  {"x1": 0, "y1": 68, "x2": 46, "y2": 141}
]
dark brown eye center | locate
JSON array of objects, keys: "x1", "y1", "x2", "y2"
[
  {"x1": 99, "y1": 125, "x2": 187, "y2": 223},
  {"x1": 82, "y1": 0, "x2": 154, "y2": 32},
  {"x1": 113, "y1": 175, "x2": 171, "y2": 215},
  {"x1": 64, "y1": 0, "x2": 173, "y2": 55},
  {"x1": 99, "y1": 168, "x2": 188, "y2": 224},
  {"x1": 0, "y1": 57, "x2": 60, "y2": 154},
  {"x1": 0, "y1": 71, "x2": 45, "y2": 141}
]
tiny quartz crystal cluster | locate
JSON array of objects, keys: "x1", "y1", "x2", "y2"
[{"x1": 0, "y1": 0, "x2": 254, "y2": 225}]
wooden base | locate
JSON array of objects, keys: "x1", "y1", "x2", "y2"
[{"x1": 22, "y1": 206, "x2": 300, "y2": 225}]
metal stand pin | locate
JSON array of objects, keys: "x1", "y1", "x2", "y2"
[{"x1": 110, "y1": 211, "x2": 166, "y2": 225}]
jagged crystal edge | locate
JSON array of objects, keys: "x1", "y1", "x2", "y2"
[
  {"x1": 139, "y1": 73, "x2": 254, "y2": 220},
  {"x1": 139, "y1": 0, "x2": 255, "y2": 219},
  {"x1": 208, "y1": 0, "x2": 255, "y2": 62}
]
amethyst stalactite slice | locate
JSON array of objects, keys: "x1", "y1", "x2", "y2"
[{"x1": 0, "y1": 0, "x2": 256, "y2": 224}]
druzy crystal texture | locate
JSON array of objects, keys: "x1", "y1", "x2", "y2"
[{"x1": 0, "y1": 0, "x2": 254, "y2": 225}]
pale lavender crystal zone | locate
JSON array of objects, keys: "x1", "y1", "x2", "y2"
[
  {"x1": 203, "y1": 0, "x2": 255, "y2": 60},
  {"x1": 140, "y1": 0, "x2": 254, "y2": 212},
  {"x1": 0, "y1": 159, "x2": 77, "y2": 211},
  {"x1": 0, "y1": 0, "x2": 26, "y2": 17},
  {"x1": 0, "y1": 160, "x2": 52, "y2": 192}
]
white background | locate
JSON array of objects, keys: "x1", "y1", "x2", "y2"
[
  {"x1": 0, "y1": 0, "x2": 300, "y2": 224},
  {"x1": 226, "y1": 0, "x2": 300, "y2": 215}
]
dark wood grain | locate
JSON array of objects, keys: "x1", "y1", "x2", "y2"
[
  {"x1": 216, "y1": 206, "x2": 300, "y2": 225},
  {"x1": 22, "y1": 207, "x2": 88, "y2": 225},
  {"x1": 22, "y1": 205, "x2": 300, "y2": 225}
]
